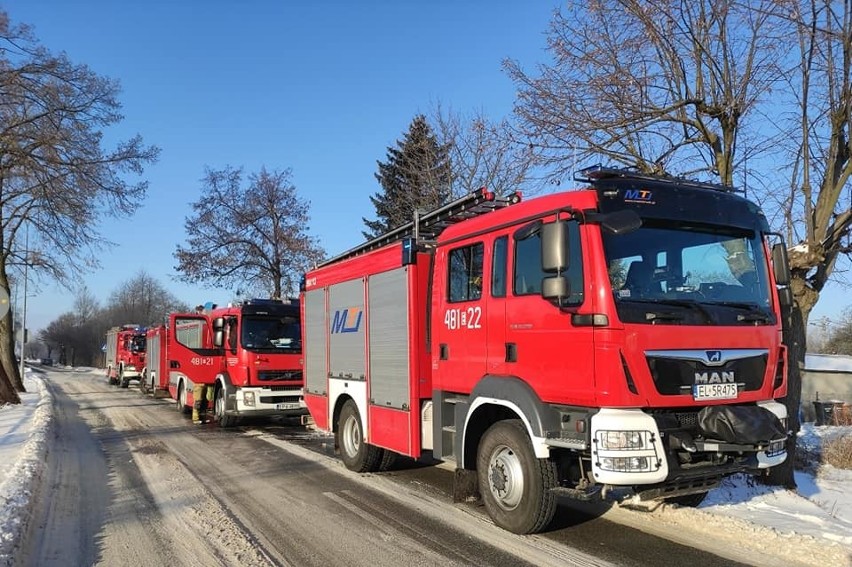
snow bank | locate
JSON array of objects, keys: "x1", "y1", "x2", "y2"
[{"x1": 0, "y1": 376, "x2": 53, "y2": 563}]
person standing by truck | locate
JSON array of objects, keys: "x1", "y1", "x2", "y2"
[{"x1": 192, "y1": 382, "x2": 213, "y2": 424}]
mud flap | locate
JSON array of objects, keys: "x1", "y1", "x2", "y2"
[{"x1": 453, "y1": 468, "x2": 480, "y2": 503}]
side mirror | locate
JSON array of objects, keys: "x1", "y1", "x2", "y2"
[
  {"x1": 542, "y1": 221, "x2": 569, "y2": 273},
  {"x1": 542, "y1": 276, "x2": 570, "y2": 304},
  {"x1": 213, "y1": 317, "x2": 225, "y2": 331},
  {"x1": 771, "y1": 243, "x2": 791, "y2": 286},
  {"x1": 213, "y1": 330, "x2": 224, "y2": 348},
  {"x1": 777, "y1": 286, "x2": 793, "y2": 307}
]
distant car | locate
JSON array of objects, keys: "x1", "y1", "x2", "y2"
[{"x1": 40, "y1": 358, "x2": 53, "y2": 366}]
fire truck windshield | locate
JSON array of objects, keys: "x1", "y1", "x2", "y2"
[
  {"x1": 602, "y1": 222, "x2": 774, "y2": 325},
  {"x1": 130, "y1": 335, "x2": 146, "y2": 353},
  {"x1": 241, "y1": 316, "x2": 301, "y2": 352}
]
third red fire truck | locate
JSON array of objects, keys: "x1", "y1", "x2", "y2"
[
  {"x1": 105, "y1": 325, "x2": 147, "y2": 388},
  {"x1": 150, "y1": 299, "x2": 305, "y2": 426},
  {"x1": 301, "y1": 166, "x2": 792, "y2": 534}
]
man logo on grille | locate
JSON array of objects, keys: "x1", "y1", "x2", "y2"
[{"x1": 706, "y1": 350, "x2": 722, "y2": 363}]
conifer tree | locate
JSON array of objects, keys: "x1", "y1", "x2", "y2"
[{"x1": 363, "y1": 115, "x2": 452, "y2": 238}]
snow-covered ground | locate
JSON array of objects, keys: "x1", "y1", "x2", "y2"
[{"x1": 2, "y1": 368, "x2": 851, "y2": 565}]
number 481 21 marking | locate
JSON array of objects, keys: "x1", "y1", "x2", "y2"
[{"x1": 444, "y1": 306, "x2": 482, "y2": 330}]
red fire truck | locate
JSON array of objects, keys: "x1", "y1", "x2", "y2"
[
  {"x1": 161, "y1": 299, "x2": 305, "y2": 427},
  {"x1": 105, "y1": 325, "x2": 147, "y2": 388},
  {"x1": 302, "y1": 166, "x2": 792, "y2": 534}
]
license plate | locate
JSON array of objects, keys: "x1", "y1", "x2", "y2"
[
  {"x1": 276, "y1": 402, "x2": 301, "y2": 410},
  {"x1": 693, "y1": 383, "x2": 738, "y2": 400}
]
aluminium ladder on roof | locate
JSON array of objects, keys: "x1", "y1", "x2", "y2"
[{"x1": 320, "y1": 187, "x2": 522, "y2": 267}]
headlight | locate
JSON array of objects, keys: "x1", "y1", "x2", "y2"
[
  {"x1": 243, "y1": 391, "x2": 256, "y2": 407},
  {"x1": 597, "y1": 430, "x2": 649, "y2": 450},
  {"x1": 599, "y1": 456, "x2": 652, "y2": 472}
]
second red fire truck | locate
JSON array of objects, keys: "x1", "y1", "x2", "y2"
[
  {"x1": 301, "y1": 166, "x2": 792, "y2": 534},
  {"x1": 143, "y1": 299, "x2": 305, "y2": 426}
]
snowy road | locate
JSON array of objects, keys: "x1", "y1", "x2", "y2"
[{"x1": 12, "y1": 371, "x2": 842, "y2": 566}]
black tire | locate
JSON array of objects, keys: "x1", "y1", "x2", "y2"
[
  {"x1": 215, "y1": 386, "x2": 237, "y2": 428},
  {"x1": 176, "y1": 383, "x2": 191, "y2": 414},
  {"x1": 665, "y1": 492, "x2": 708, "y2": 507},
  {"x1": 139, "y1": 371, "x2": 149, "y2": 395},
  {"x1": 336, "y1": 400, "x2": 382, "y2": 472},
  {"x1": 477, "y1": 419, "x2": 558, "y2": 534},
  {"x1": 378, "y1": 449, "x2": 398, "y2": 472}
]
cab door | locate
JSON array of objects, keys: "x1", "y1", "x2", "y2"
[
  {"x1": 168, "y1": 314, "x2": 220, "y2": 393},
  {"x1": 504, "y1": 219, "x2": 596, "y2": 405},
  {"x1": 433, "y1": 239, "x2": 488, "y2": 393}
]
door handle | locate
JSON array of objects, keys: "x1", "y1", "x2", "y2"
[{"x1": 439, "y1": 344, "x2": 449, "y2": 360}]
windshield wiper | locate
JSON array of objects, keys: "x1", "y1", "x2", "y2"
[
  {"x1": 623, "y1": 298, "x2": 713, "y2": 323},
  {"x1": 713, "y1": 301, "x2": 774, "y2": 323}
]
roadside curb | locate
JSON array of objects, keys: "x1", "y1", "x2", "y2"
[{"x1": 0, "y1": 377, "x2": 54, "y2": 565}]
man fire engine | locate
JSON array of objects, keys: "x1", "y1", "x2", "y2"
[
  {"x1": 105, "y1": 325, "x2": 147, "y2": 388},
  {"x1": 162, "y1": 299, "x2": 305, "y2": 426},
  {"x1": 301, "y1": 166, "x2": 791, "y2": 534}
]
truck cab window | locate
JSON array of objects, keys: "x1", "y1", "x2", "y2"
[
  {"x1": 492, "y1": 236, "x2": 508, "y2": 298},
  {"x1": 448, "y1": 243, "x2": 484, "y2": 302},
  {"x1": 514, "y1": 221, "x2": 584, "y2": 305}
]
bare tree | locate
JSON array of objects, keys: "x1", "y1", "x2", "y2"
[
  {"x1": 0, "y1": 12, "x2": 159, "y2": 403},
  {"x1": 505, "y1": 0, "x2": 785, "y2": 186},
  {"x1": 175, "y1": 166, "x2": 324, "y2": 299},
  {"x1": 431, "y1": 105, "x2": 538, "y2": 197},
  {"x1": 104, "y1": 271, "x2": 188, "y2": 327}
]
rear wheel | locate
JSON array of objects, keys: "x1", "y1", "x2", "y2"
[
  {"x1": 337, "y1": 400, "x2": 382, "y2": 472},
  {"x1": 477, "y1": 419, "x2": 557, "y2": 534},
  {"x1": 378, "y1": 449, "x2": 398, "y2": 471},
  {"x1": 215, "y1": 386, "x2": 237, "y2": 428}
]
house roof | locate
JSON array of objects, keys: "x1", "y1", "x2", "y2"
[{"x1": 805, "y1": 353, "x2": 852, "y2": 373}]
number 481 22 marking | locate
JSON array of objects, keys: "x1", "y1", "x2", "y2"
[{"x1": 444, "y1": 306, "x2": 482, "y2": 330}]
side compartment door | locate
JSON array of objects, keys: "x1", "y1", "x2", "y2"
[{"x1": 168, "y1": 314, "x2": 220, "y2": 390}]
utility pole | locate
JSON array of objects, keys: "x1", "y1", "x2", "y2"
[{"x1": 19, "y1": 225, "x2": 28, "y2": 381}]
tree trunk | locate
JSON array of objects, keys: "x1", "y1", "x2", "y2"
[
  {"x1": 0, "y1": 362, "x2": 20, "y2": 404},
  {"x1": 0, "y1": 277, "x2": 26, "y2": 393},
  {"x1": 763, "y1": 276, "x2": 811, "y2": 489}
]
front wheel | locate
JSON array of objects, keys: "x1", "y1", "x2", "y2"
[
  {"x1": 215, "y1": 386, "x2": 237, "y2": 428},
  {"x1": 477, "y1": 419, "x2": 557, "y2": 534},
  {"x1": 336, "y1": 400, "x2": 382, "y2": 472},
  {"x1": 119, "y1": 369, "x2": 129, "y2": 388}
]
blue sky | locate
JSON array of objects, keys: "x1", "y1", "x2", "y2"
[
  {"x1": 5, "y1": 1, "x2": 848, "y2": 335},
  {"x1": 6, "y1": 1, "x2": 559, "y2": 331}
]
